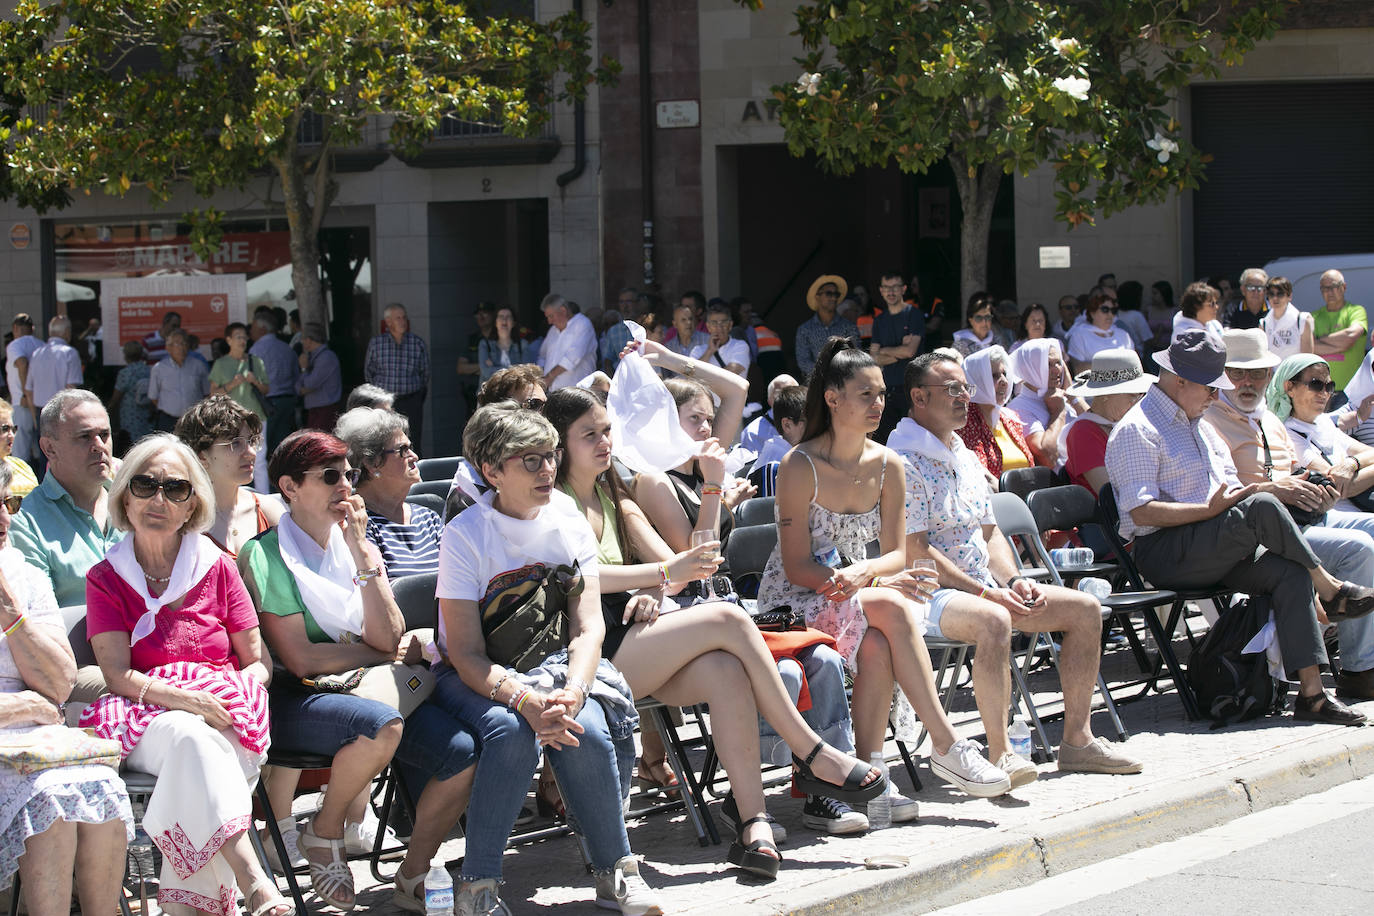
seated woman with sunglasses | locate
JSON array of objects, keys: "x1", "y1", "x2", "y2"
[
  {"x1": 240, "y1": 433, "x2": 493, "y2": 913},
  {"x1": 175, "y1": 396, "x2": 283, "y2": 558},
  {"x1": 80, "y1": 434, "x2": 289, "y2": 916},
  {"x1": 440, "y1": 403, "x2": 661, "y2": 915},
  {"x1": 546, "y1": 387, "x2": 885, "y2": 876},
  {"x1": 337, "y1": 407, "x2": 442, "y2": 578},
  {"x1": 952, "y1": 292, "x2": 998, "y2": 358},
  {"x1": 1271, "y1": 355, "x2": 1374, "y2": 514},
  {"x1": 1067, "y1": 294, "x2": 1134, "y2": 376},
  {"x1": 476, "y1": 363, "x2": 547, "y2": 410}
]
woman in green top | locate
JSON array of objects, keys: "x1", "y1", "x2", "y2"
[{"x1": 210, "y1": 322, "x2": 270, "y2": 420}]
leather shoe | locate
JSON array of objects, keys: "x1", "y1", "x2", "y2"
[
  {"x1": 1321, "y1": 582, "x2": 1374, "y2": 622},
  {"x1": 1336, "y1": 667, "x2": 1374, "y2": 701},
  {"x1": 1294, "y1": 690, "x2": 1367, "y2": 726}
]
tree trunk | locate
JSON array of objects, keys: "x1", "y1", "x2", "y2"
[
  {"x1": 273, "y1": 149, "x2": 328, "y2": 333},
  {"x1": 950, "y1": 153, "x2": 1004, "y2": 309}
]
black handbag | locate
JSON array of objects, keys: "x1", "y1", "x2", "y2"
[
  {"x1": 750, "y1": 604, "x2": 805, "y2": 633},
  {"x1": 479, "y1": 561, "x2": 584, "y2": 672}
]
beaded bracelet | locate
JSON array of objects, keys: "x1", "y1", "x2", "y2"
[
  {"x1": 137, "y1": 680, "x2": 151, "y2": 705},
  {"x1": 1, "y1": 614, "x2": 25, "y2": 638},
  {"x1": 489, "y1": 670, "x2": 512, "y2": 701}
]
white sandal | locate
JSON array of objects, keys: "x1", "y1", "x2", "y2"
[
  {"x1": 392, "y1": 867, "x2": 426, "y2": 914},
  {"x1": 245, "y1": 879, "x2": 295, "y2": 916},
  {"x1": 298, "y1": 821, "x2": 355, "y2": 911}
]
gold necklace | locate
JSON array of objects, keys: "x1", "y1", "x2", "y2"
[{"x1": 824, "y1": 444, "x2": 864, "y2": 486}]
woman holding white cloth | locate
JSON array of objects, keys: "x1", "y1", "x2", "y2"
[
  {"x1": 1007, "y1": 339, "x2": 1081, "y2": 468},
  {"x1": 80, "y1": 434, "x2": 288, "y2": 916}
]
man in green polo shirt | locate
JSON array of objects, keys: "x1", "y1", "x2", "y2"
[
  {"x1": 1313, "y1": 268, "x2": 1368, "y2": 398},
  {"x1": 10, "y1": 389, "x2": 123, "y2": 608}
]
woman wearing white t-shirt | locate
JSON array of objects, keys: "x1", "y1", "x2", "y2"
[
  {"x1": 437, "y1": 404, "x2": 661, "y2": 916},
  {"x1": 1170, "y1": 281, "x2": 1224, "y2": 342},
  {"x1": 1259, "y1": 275, "x2": 1314, "y2": 358},
  {"x1": 1066, "y1": 295, "x2": 1133, "y2": 374}
]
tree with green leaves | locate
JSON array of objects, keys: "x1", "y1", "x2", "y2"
[
  {"x1": 741, "y1": 0, "x2": 1289, "y2": 303},
  {"x1": 0, "y1": 0, "x2": 616, "y2": 329}
]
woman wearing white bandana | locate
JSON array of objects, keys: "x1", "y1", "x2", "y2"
[
  {"x1": 239, "y1": 431, "x2": 483, "y2": 913},
  {"x1": 1007, "y1": 338, "x2": 1081, "y2": 468},
  {"x1": 79, "y1": 435, "x2": 287, "y2": 916}
]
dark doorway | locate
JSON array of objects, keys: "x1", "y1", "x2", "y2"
[{"x1": 427, "y1": 198, "x2": 549, "y2": 456}]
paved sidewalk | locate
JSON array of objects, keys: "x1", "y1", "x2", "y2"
[{"x1": 321, "y1": 658, "x2": 1374, "y2": 915}]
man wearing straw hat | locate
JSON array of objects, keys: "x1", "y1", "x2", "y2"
[
  {"x1": 795, "y1": 274, "x2": 859, "y2": 378},
  {"x1": 1204, "y1": 328, "x2": 1374, "y2": 701},
  {"x1": 1106, "y1": 329, "x2": 1374, "y2": 725}
]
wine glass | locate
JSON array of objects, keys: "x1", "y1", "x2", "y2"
[
  {"x1": 691, "y1": 530, "x2": 720, "y2": 601},
  {"x1": 909, "y1": 558, "x2": 937, "y2": 605}
]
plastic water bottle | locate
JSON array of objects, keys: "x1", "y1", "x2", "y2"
[
  {"x1": 1050, "y1": 547, "x2": 1094, "y2": 568},
  {"x1": 424, "y1": 859, "x2": 453, "y2": 916},
  {"x1": 813, "y1": 536, "x2": 842, "y2": 570},
  {"x1": 1008, "y1": 716, "x2": 1033, "y2": 761},
  {"x1": 1077, "y1": 577, "x2": 1112, "y2": 601},
  {"x1": 866, "y1": 752, "x2": 891, "y2": 830}
]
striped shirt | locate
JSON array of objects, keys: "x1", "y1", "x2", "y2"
[{"x1": 365, "y1": 505, "x2": 444, "y2": 578}]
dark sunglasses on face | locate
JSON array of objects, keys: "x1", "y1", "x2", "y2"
[
  {"x1": 522, "y1": 397, "x2": 546, "y2": 412},
  {"x1": 129, "y1": 475, "x2": 194, "y2": 503},
  {"x1": 304, "y1": 466, "x2": 363, "y2": 488},
  {"x1": 1094, "y1": 305, "x2": 1119, "y2": 315},
  {"x1": 0, "y1": 425, "x2": 16, "y2": 435},
  {"x1": 1298, "y1": 377, "x2": 1337, "y2": 395},
  {"x1": 1, "y1": 495, "x2": 20, "y2": 514}
]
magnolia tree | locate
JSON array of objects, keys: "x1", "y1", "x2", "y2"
[
  {"x1": 741, "y1": 0, "x2": 1289, "y2": 303},
  {"x1": 0, "y1": 0, "x2": 616, "y2": 329}
]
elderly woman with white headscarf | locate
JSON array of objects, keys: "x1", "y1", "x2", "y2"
[
  {"x1": 1007, "y1": 338, "x2": 1081, "y2": 468},
  {"x1": 79, "y1": 434, "x2": 286, "y2": 916},
  {"x1": 955, "y1": 346, "x2": 1035, "y2": 479}
]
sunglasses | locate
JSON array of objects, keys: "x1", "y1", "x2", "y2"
[
  {"x1": 505, "y1": 449, "x2": 563, "y2": 473},
  {"x1": 129, "y1": 475, "x2": 194, "y2": 503},
  {"x1": 1243, "y1": 284, "x2": 1265, "y2": 292},
  {"x1": 304, "y1": 466, "x2": 363, "y2": 488},
  {"x1": 522, "y1": 397, "x2": 546, "y2": 412},
  {"x1": 1296, "y1": 377, "x2": 1337, "y2": 395},
  {"x1": 0, "y1": 425, "x2": 16, "y2": 435},
  {"x1": 380, "y1": 443, "x2": 415, "y2": 459},
  {"x1": 1094, "y1": 305, "x2": 1119, "y2": 314},
  {"x1": 1, "y1": 495, "x2": 20, "y2": 514},
  {"x1": 1224, "y1": 367, "x2": 1271, "y2": 382},
  {"x1": 214, "y1": 435, "x2": 263, "y2": 455},
  {"x1": 969, "y1": 313, "x2": 993, "y2": 323}
]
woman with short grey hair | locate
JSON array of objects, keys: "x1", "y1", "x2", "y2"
[{"x1": 337, "y1": 407, "x2": 442, "y2": 578}]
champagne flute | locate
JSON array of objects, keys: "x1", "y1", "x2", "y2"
[{"x1": 691, "y1": 530, "x2": 720, "y2": 601}]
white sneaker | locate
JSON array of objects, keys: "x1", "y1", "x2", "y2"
[
  {"x1": 930, "y1": 738, "x2": 1013, "y2": 798},
  {"x1": 594, "y1": 856, "x2": 663, "y2": 916},
  {"x1": 995, "y1": 750, "x2": 1040, "y2": 789},
  {"x1": 260, "y1": 817, "x2": 306, "y2": 874},
  {"x1": 866, "y1": 780, "x2": 919, "y2": 823},
  {"x1": 454, "y1": 878, "x2": 512, "y2": 916},
  {"x1": 343, "y1": 814, "x2": 399, "y2": 855}
]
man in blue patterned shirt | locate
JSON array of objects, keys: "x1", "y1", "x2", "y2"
[
  {"x1": 364, "y1": 303, "x2": 430, "y2": 448},
  {"x1": 1106, "y1": 330, "x2": 1374, "y2": 725},
  {"x1": 795, "y1": 275, "x2": 860, "y2": 379}
]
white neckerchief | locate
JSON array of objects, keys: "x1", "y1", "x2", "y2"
[
  {"x1": 275, "y1": 512, "x2": 364, "y2": 642},
  {"x1": 105, "y1": 534, "x2": 221, "y2": 647},
  {"x1": 887, "y1": 416, "x2": 957, "y2": 465}
]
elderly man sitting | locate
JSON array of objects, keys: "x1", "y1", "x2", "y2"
[
  {"x1": 1205, "y1": 329, "x2": 1374, "y2": 701},
  {"x1": 1106, "y1": 330, "x2": 1374, "y2": 725}
]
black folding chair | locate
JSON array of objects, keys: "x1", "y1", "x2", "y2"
[
  {"x1": 734, "y1": 495, "x2": 776, "y2": 528},
  {"x1": 998, "y1": 466, "x2": 1062, "y2": 501},
  {"x1": 408, "y1": 480, "x2": 451, "y2": 500},
  {"x1": 404, "y1": 491, "x2": 446, "y2": 517},
  {"x1": 416, "y1": 455, "x2": 461, "y2": 481},
  {"x1": 1097, "y1": 484, "x2": 1232, "y2": 721}
]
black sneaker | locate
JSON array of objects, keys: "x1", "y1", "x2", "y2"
[{"x1": 800, "y1": 794, "x2": 868, "y2": 834}]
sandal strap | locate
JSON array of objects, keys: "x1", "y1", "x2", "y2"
[
  {"x1": 739, "y1": 815, "x2": 772, "y2": 827},
  {"x1": 801, "y1": 740, "x2": 824, "y2": 767}
]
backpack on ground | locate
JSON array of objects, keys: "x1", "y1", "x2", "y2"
[{"x1": 1186, "y1": 595, "x2": 1289, "y2": 727}]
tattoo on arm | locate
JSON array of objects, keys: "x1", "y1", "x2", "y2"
[{"x1": 779, "y1": 517, "x2": 794, "y2": 528}]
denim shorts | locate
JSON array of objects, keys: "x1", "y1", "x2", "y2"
[
  {"x1": 924, "y1": 588, "x2": 963, "y2": 640},
  {"x1": 269, "y1": 680, "x2": 402, "y2": 756}
]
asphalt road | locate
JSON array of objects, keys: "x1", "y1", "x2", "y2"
[{"x1": 921, "y1": 775, "x2": 1374, "y2": 916}]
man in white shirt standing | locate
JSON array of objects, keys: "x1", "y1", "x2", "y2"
[
  {"x1": 689, "y1": 301, "x2": 751, "y2": 378},
  {"x1": 5, "y1": 313, "x2": 41, "y2": 463},
  {"x1": 537, "y1": 292, "x2": 596, "y2": 391},
  {"x1": 25, "y1": 315, "x2": 84, "y2": 416}
]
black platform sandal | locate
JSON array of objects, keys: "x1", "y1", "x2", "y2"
[
  {"x1": 727, "y1": 815, "x2": 782, "y2": 880},
  {"x1": 791, "y1": 741, "x2": 886, "y2": 805}
]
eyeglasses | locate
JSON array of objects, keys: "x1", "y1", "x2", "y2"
[
  {"x1": 0, "y1": 425, "x2": 15, "y2": 435},
  {"x1": 381, "y1": 442, "x2": 415, "y2": 459},
  {"x1": 705, "y1": 318, "x2": 732, "y2": 329},
  {"x1": 879, "y1": 283, "x2": 905, "y2": 292},
  {"x1": 505, "y1": 449, "x2": 563, "y2": 473},
  {"x1": 522, "y1": 397, "x2": 546, "y2": 412},
  {"x1": 1, "y1": 495, "x2": 20, "y2": 514},
  {"x1": 304, "y1": 466, "x2": 363, "y2": 488},
  {"x1": 129, "y1": 475, "x2": 194, "y2": 503},
  {"x1": 1297, "y1": 377, "x2": 1337, "y2": 395},
  {"x1": 1243, "y1": 284, "x2": 1265, "y2": 292},
  {"x1": 1321, "y1": 284, "x2": 1344, "y2": 292},
  {"x1": 214, "y1": 435, "x2": 263, "y2": 455},
  {"x1": 1094, "y1": 305, "x2": 1119, "y2": 314},
  {"x1": 920, "y1": 382, "x2": 977, "y2": 399},
  {"x1": 969, "y1": 313, "x2": 993, "y2": 323},
  {"x1": 1224, "y1": 367, "x2": 1271, "y2": 382}
]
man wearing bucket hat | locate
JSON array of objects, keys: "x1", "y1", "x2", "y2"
[
  {"x1": 887, "y1": 351, "x2": 1143, "y2": 779},
  {"x1": 795, "y1": 274, "x2": 859, "y2": 379},
  {"x1": 1204, "y1": 328, "x2": 1374, "y2": 701},
  {"x1": 1106, "y1": 329, "x2": 1374, "y2": 725}
]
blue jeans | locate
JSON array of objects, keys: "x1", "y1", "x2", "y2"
[
  {"x1": 758, "y1": 643, "x2": 854, "y2": 766},
  {"x1": 545, "y1": 695, "x2": 635, "y2": 875},
  {"x1": 1310, "y1": 509, "x2": 1374, "y2": 672},
  {"x1": 269, "y1": 682, "x2": 401, "y2": 754},
  {"x1": 429, "y1": 665, "x2": 540, "y2": 881}
]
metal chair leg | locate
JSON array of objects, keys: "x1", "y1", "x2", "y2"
[
  {"x1": 651, "y1": 704, "x2": 719, "y2": 846},
  {"x1": 1008, "y1": 648, "x2": 1056, "y2": 762},
  {"x1": 255, "y1": 779, "x2": 310, "y2": 915}
]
